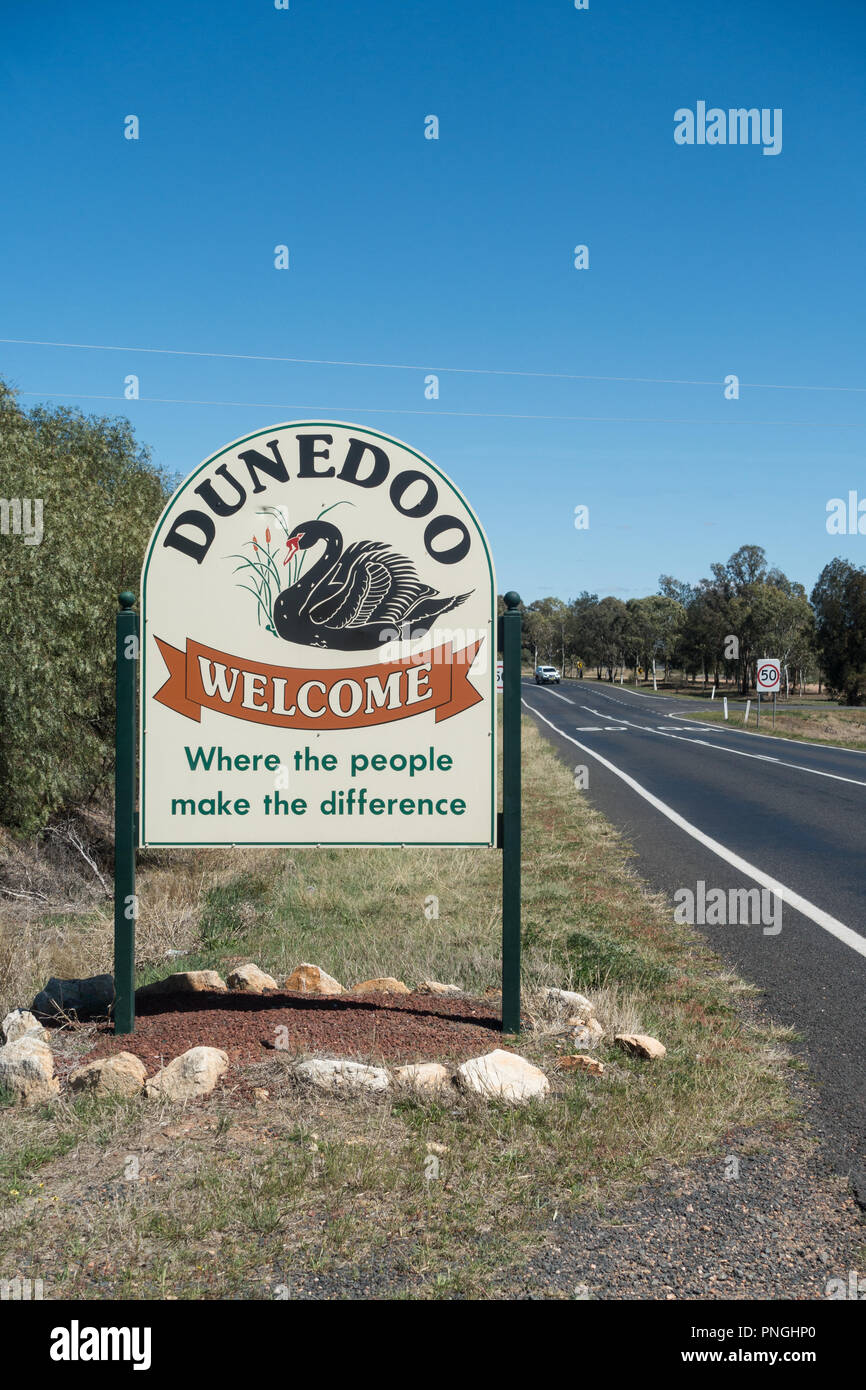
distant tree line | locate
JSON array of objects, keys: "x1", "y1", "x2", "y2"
[{"x1": 511, "y1": 544, "x2": 866, "y2": 706}]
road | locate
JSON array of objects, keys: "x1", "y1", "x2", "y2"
[{"x1": 522, "y1": 677, "x2": 866, "y2": 1201}]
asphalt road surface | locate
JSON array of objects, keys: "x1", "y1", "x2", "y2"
[{"x1": 523, "y1": 677, "x2": 866, "y2": 1202}]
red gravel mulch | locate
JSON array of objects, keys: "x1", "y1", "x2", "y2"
[{"x1": 77, "y1": 989, "x2": 503, "y2": 1075}]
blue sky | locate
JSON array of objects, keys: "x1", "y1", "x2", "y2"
[{"x1": 2, "y1": 0, "x2": 865, "y2": 603}]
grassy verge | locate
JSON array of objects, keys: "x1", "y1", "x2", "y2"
[
  {"x1": 0, "y1": 717, "x2": 797, "y2": 1299},
  {"x1": 685, "y1": 705, "x2": 866, "y2": 750}
]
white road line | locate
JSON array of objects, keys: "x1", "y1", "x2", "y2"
[
  {"x1": 581, "y1": 708, "x2": 866, "y2": 788},
  {"x1": 543, "y1": 689, "x2": 575, "y2": 705},
  {"x1": 575, "y1": 720, "x2": 628, "y2": 732},
  {"x1": 591, "y1": 685, "x2": 669, "y2": 701},
  {"x1": 591, "y1": 690, "x2": 866, "y2": 757},
  {"x1": 679, "y1": 717, "x2": 866, "y2": 757},
  {"x1": 523, "y1": 697, "x2": 866, "y2": 961},
  {"x1": 581, "y1": 705, "x2": 627, "y2": 722},
  {"x1": 571, "y1": 691, "x2": 866, "y2": 786},
  {"x1": 641, "y1": 724, "x2": 866, "y2": 789}
]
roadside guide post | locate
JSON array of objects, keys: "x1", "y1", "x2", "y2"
[
  {"x1": 500, "y1": 592, "x2": 522, "y2": 1034},
  {"x1": 114, "y1": 592, "x2": 138, "y2": 1034}
]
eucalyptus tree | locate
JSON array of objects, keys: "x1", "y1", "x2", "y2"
[
  {"x1": 811, "y1": 559, "x2": 866, "y2": 704},
  {"x1": 0, "y1": 382, "x2": 168, "y2": 830}
]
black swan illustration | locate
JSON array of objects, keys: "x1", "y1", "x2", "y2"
[{"x1": 272, "y1": 520, "x2": 473, "y2": 650}]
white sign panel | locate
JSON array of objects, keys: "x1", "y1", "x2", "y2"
[
  {"x1": 756, "y1": 659, "x2": 781, "y2": 693},
  {"x1": 140, "y1": 423, "x2": 496, "y2": 847}
]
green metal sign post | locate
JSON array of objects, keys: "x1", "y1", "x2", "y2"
[
  {"x1": 500, "y1": 591, "x2": 522, "y2": 1034},
  {"x1": 114, "y1": 592, "x2": 138, "y2": 1034}
]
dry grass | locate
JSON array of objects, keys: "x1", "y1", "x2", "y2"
[
  {"x1": 0, "y1": 807, "x2": 285, "y2": 1017},
  {"x1": 0, "y1": 1019, "x2": 796, "y2": 1300},
  {"x1": 0, "y1": 718, "x2": 798, "y2": 1298}
]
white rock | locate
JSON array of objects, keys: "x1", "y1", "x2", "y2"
[
  {"x1": 137, "y1": 970, "x2": 227, "y2": 998},
  {"x1": 350, "y1": 977, "x2": 410, "y2": 995},
  {"x1": 546, "y1": 988, "x2": 595, "y2": 1017},
  {"x1": 226, "y1": 963, "x2": 279, "y2": 994},
  {"x1": 1, "y1": 1009, "x2": 48, "y2": 1045},
  {"x1": 295, "y1": 1058, "x2": 391, "y2": 1092},
  {"x1": 69, "y1": 1052, "x2": 148, "y2": 1097},
  {"x1": 417, "y1": 980, "x2": 463, "y2": 997},
  {"x1": 457, "y1": 1049, "x2": 550, "y2": 1104},
  {"x1": 557, "y1": 1054, "x2": 604, "y2": 1076},
  {"x1": 567, "y1": 1014, "x2": 604, "y2": 1033},
  {"x1": 569, "y1": 1017, "x2": 605, "y2": 1045},
  {"x1": 284, "y1": 964, "x2": 344, "y2": 995},
  {"x1": 394, "y1": 1062, "x2": 451, "y2": 1093},
  {"x1": 0, "y1": 1035, "x2": 60, "y2": 1105},
  {"x1": 145, "y1": 1046, "x2": 229, "y2": 1100},
  {"x1": 615, "y1": 1033, "x2": 666, "y2": 1060}
]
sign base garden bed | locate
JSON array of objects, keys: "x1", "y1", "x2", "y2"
[{"x1": 74, "y1": 989, "x2": 504, "y2": 1074}]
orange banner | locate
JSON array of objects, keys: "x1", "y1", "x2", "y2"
[{"x1": 153, "y1": 636, "x2": 485, "y2": 729}]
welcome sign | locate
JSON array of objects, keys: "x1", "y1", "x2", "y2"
[{"x1": 140, "y1": 423, "x2": 496, "y2": 846}]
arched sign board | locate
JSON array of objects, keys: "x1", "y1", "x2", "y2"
[{"x1": 140, "y1": 423, "x2": 496, "y2": 848}]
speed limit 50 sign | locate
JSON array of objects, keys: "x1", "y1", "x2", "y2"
[{"x1": 756, "y1": 659, "x2": 781, "y2": 693}]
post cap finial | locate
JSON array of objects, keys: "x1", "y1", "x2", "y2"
[
  {"x1": 504, "y1": 591, "x2": 521, "y2": 610},
  {"x1": 118, "y1": 591, "x2": 136, "y2": 610}
]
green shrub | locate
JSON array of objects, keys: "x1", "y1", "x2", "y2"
[{"x1": 0, "y1": 382, "x2": 169, "y2": 830}]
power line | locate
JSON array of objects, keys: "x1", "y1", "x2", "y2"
[
  {"x1": 2, "y1": 336, "x2": 865, "y2": 394},
  {"x1": 14, "y1": 388, "x2": 866, "y2": 428}
]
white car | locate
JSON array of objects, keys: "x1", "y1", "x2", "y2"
[{"x1": 535, "y1": 665, "x2": 561, "y2": 684}]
